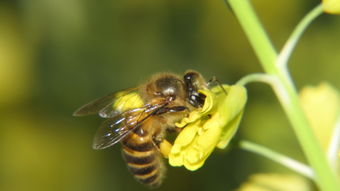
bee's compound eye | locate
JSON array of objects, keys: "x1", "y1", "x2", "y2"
[
  {"x1": 184, "y1": 74, "x2": 191, "y2": 81},
  {"x1": 184, "y1": 72, "x2": 196, "y2": 82}
]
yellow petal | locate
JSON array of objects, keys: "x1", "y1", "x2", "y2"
[
  {"x1": 183, "y1": 151, "x2": 206, "y2": 171},
  {"x1": 300, "y1": 82, "x2": 340, "y2": 150},
  {"x1": 169, "y1": 122, "x2": 200, "y2": 167},
  {"x1": 237, "y1": 173, "x2": 311, "y2": 191},
  {"x1": 172, "y1": 122, "x2": 199, "y2": 152},
  {"x1": 217, "y1": 85, "x2": 247, "y2": 119},
  {"x1": 182, "y1": 117, "x2": 223, "y2": 170},
  {"x1": 322, "y1": 0, "x2": 340, "y2": 14},
  {"x1": 217, "y1": 86, "x2": 247, "y2": 148},
  {"x1": 217, "y1": 111, "x2": 244, "y2": 149}
]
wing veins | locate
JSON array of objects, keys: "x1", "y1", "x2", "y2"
[
  {"x1": 92, "y1": 102, "x2": 168, "y2": 150},
  {"x1": 73, "y1": 87, "x2": 137, "y2": 117}
]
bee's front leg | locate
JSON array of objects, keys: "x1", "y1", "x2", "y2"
[{"x1": 155, "y1": 106, "x2": 188, "y2": 115}]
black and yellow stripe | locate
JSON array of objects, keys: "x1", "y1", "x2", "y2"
[{"x1": 121, "y1": 130, "x2": 164, "y2": 188}]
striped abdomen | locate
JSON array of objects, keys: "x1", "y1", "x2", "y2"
[{"x1": 121, "y1": 128, "x2": 164, "y2": 188}]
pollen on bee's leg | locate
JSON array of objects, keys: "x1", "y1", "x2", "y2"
[{"x1": 159, "y1": 140, "x2": 172, "y2": 158}]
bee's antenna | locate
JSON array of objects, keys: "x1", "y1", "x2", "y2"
[{"x1": 207, "y1": 76, "x2": 227, "y2": 95}]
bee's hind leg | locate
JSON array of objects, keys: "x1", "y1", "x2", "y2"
[
  {"x1": 159, "y1": 140, "x2": 172, "y2": 158},
  {"x1": 152, "y1": 136, "x2": 173, "y2": 158}
]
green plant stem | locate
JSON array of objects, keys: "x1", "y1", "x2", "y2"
[
  {"x1": 226, "y1": 0, "x2": 340, "y2": 190},
  {"x1": 226, "y1": 0, "x2": 277, "y2": 74},
  {"x1": 236, "y1": 73, "x2": 274, "y2": 86},
  {"x1": 328, "y1": 116, "x2": 340, "y2": 171},
  {"x1": 240, "y1": 140, "x2": 314, "y2": 179},
  {"x1": 277, "y1": 4, "x2": 323, "y2": 69}
]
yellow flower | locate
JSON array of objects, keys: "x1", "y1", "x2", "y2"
[
  {"x1": 299, "y1": 83, "x2": 340, "y2": 151},
  {"x1": 237, "y1": 173, "x2": 311, "y2": 191},
  {"x1": 169, "y1": 84, "x2": 247, "y2": 171},
  {"x1": 322, "y1": 0, "x2": 340, "y2": 14}
]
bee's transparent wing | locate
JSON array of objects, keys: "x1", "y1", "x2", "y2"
[
  {"x1": 92, "y1": 116, "x2": 133, "y2": 150},
  {"x1": 73, "y1": 88, "x2": 137, "y2": 117},
  {"x1": 98, "y1": 101, "x2": 122, "y2": 118},
  {"x1": 92, "y1": 97, "x2": 169, "y2": 150},
  {"x1": 92, "y1": 107, "x2": 152, "y2": 150}
]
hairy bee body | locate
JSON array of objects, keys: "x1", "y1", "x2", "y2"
[
  {"x1": 73, "y1": 71, "x2": 207, "y2": 188},
  {"x1": 120, "y1": 74, "x2": 187, "y2": 187},
  {"x1": 121, "y1": 118, "x2": 165, "y2": 187}
]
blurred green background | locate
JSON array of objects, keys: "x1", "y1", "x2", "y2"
[{"x1": 1, "y1": 0, "x2": 339, "y2": 191}]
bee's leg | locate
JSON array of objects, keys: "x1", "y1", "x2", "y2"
[
  {"x1": 166, "y1": 126, "x2": 182, "y2": 134},
  {"x1": 207, "y1": 76, "x2": 227, "y2": 95},
  {"x1": 155, "y1": 106, "x2": 188, "y2": 115},
  {"x1": 152, "y1": 136, "x2": 173, "y2": 158},
  {"x1": 159, "y1": 139, "x2": 172, "y2": 158}
]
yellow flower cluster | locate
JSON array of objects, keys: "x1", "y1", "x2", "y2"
[{"x1": 169, "y1": 85, "x2": 247, "y2": 170}]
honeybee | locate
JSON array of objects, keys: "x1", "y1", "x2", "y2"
[{"x1": 73, "y1": 71, "x2": 207, "y2": 188}]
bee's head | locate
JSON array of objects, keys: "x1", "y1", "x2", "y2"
[
  {"x1": 184, "y1": 71, "x2": 202, "y2": 91},
  {"x1": 142, "y1": 71, "x2": 207, "y2": 107},
  {"x1": 183, "y1": 71, "x2": 207, "y2": 107}
]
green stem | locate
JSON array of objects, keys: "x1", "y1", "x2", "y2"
[
  {"x1": 277, "y1": 4, "x2": 323, "y2": 69},
  {"x1": 240, "y1": 140, "x2": 314, "y2": 179},
  {"x1": 226, "y1": 0, "x2": 340, "y2": 190},
  {"x1": 236, "y1": 73, "x2": 274, "y2": 86},
  {"x1": 328, "y1": 115, "x2": 340, "y2": 171},
  {"x1": 226, "y1": 0, "x2": 277, "y2": 74}
]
